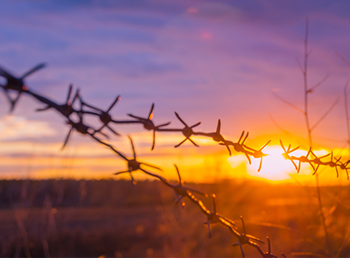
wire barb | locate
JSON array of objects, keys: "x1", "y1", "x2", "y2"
[
  {"x1": 112, "y1": 136, "x2": 163, "y2": 184},
  {"x1": 127, "y1": 103, "x2": 171, "y2": 150},
  {"x1": 0, "y1": 63, "x2": 46, "y2": 113}
]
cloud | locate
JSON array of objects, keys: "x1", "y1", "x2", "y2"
[{"x1": 0, "y1": 115, "x2": 56, "y2": 140}]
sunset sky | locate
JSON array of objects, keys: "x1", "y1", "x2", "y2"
[{"x1": 0, "y1": 1, "x2": 350, "y2": 184}]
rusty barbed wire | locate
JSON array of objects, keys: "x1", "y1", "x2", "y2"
[
  {"x1": 280, "y1": 140, "x2": 350, "y2": 179},
  {"x1": 0, "y1": 64, "x2": 270, "y2": 165},
  {"x1": 127, "y1": 103, "x2": 171, "y2": 150},
  {"x1": 6, "y1": 63, "x2": 350, "y2": 257},
  {"x1": 221, "y1": 131, "x2": 254, "y2": 163},
  {"x1": 111, "y1": 136, "x2": 163, "y2": 185},
  {"x1": 61, "y1": 94, "x2": 109, "y2": 149},
  {"x1": 261, "y1": 237, "x2": 279, "y2": 258},
  {"x1": 0, "y1": 63, "x2": 46, "y2": 113},
  {"x1": 78, "y1": 94, "x2": 122, "y2": 136},
  {"x1": 33, "y1": 83, "x2": 80, "y2": 118},
  {"x1": 244, "y1": 139, "x2": 271, "y2": 172},
  {"x1": 77, "y1": 94, "x2": 144, "y2": 135},
  {"x1": 157, "y1": 112, "x2": 201, "y2": 148},
  {"x1": 194, "y1": 119, "x2": 232, "y2": 155}
]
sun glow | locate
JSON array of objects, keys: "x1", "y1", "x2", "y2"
[
  {"x1": 239, "y1": 145, "x2": 329, "y2": 182},
  {"x1": 227, "y1": 142, "x2": 350, "y2": 185},
  {"x1": 247, "y1": 145, "x2": 295, "y2": 181}
]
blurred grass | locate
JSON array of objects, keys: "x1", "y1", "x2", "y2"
[{"x1": 0, "y1": 179, "x2": 348, "y2": 257}]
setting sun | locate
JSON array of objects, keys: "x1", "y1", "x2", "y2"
[
  {"x1": 248, "y1": 145, "x2": 295, "y2": 181},
  {"x1": 240, "y1": 145, "x2": 333, "y2": 182}
]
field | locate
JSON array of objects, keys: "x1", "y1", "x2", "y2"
[{"x1": 0, "y1": 179, "x2": 348, "y2": 257}]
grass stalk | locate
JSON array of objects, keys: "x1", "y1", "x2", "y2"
[{"x1": 302, "y1": 18, "x2": 331, "y2": 255}]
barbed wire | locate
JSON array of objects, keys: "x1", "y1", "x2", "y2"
[
  {"x1": 0, "y1": 63, "x2": 348, "y2": 257},
  {"x1": 280, "y1": 140, "x2": 350, "y2": 179}
]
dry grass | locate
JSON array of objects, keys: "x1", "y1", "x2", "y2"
[{"x1": 0, "y1": 179, "x2": 348, "y2": 257}]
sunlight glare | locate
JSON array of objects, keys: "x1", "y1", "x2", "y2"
[
  {"x1": 246, "y1": 146, "x2": 332, "y2": 181},
  {"x1": 247, "y1": 146, "x2": 295, "y2": 180},
  {"x1": 227, "y1": 155, "x2": 247, "y2": 169}
]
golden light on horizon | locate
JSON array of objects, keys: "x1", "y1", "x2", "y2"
[
  {"x1": 248, "y1": 145, "x2": 295, "y2": 181},
  {"x1": 237, "y1": 146, "x2": 334, "y2": 182}
]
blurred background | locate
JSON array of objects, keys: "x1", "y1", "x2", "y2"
[{"x1": 0, "y1": 1, "x2": 350, "y2": 257}]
